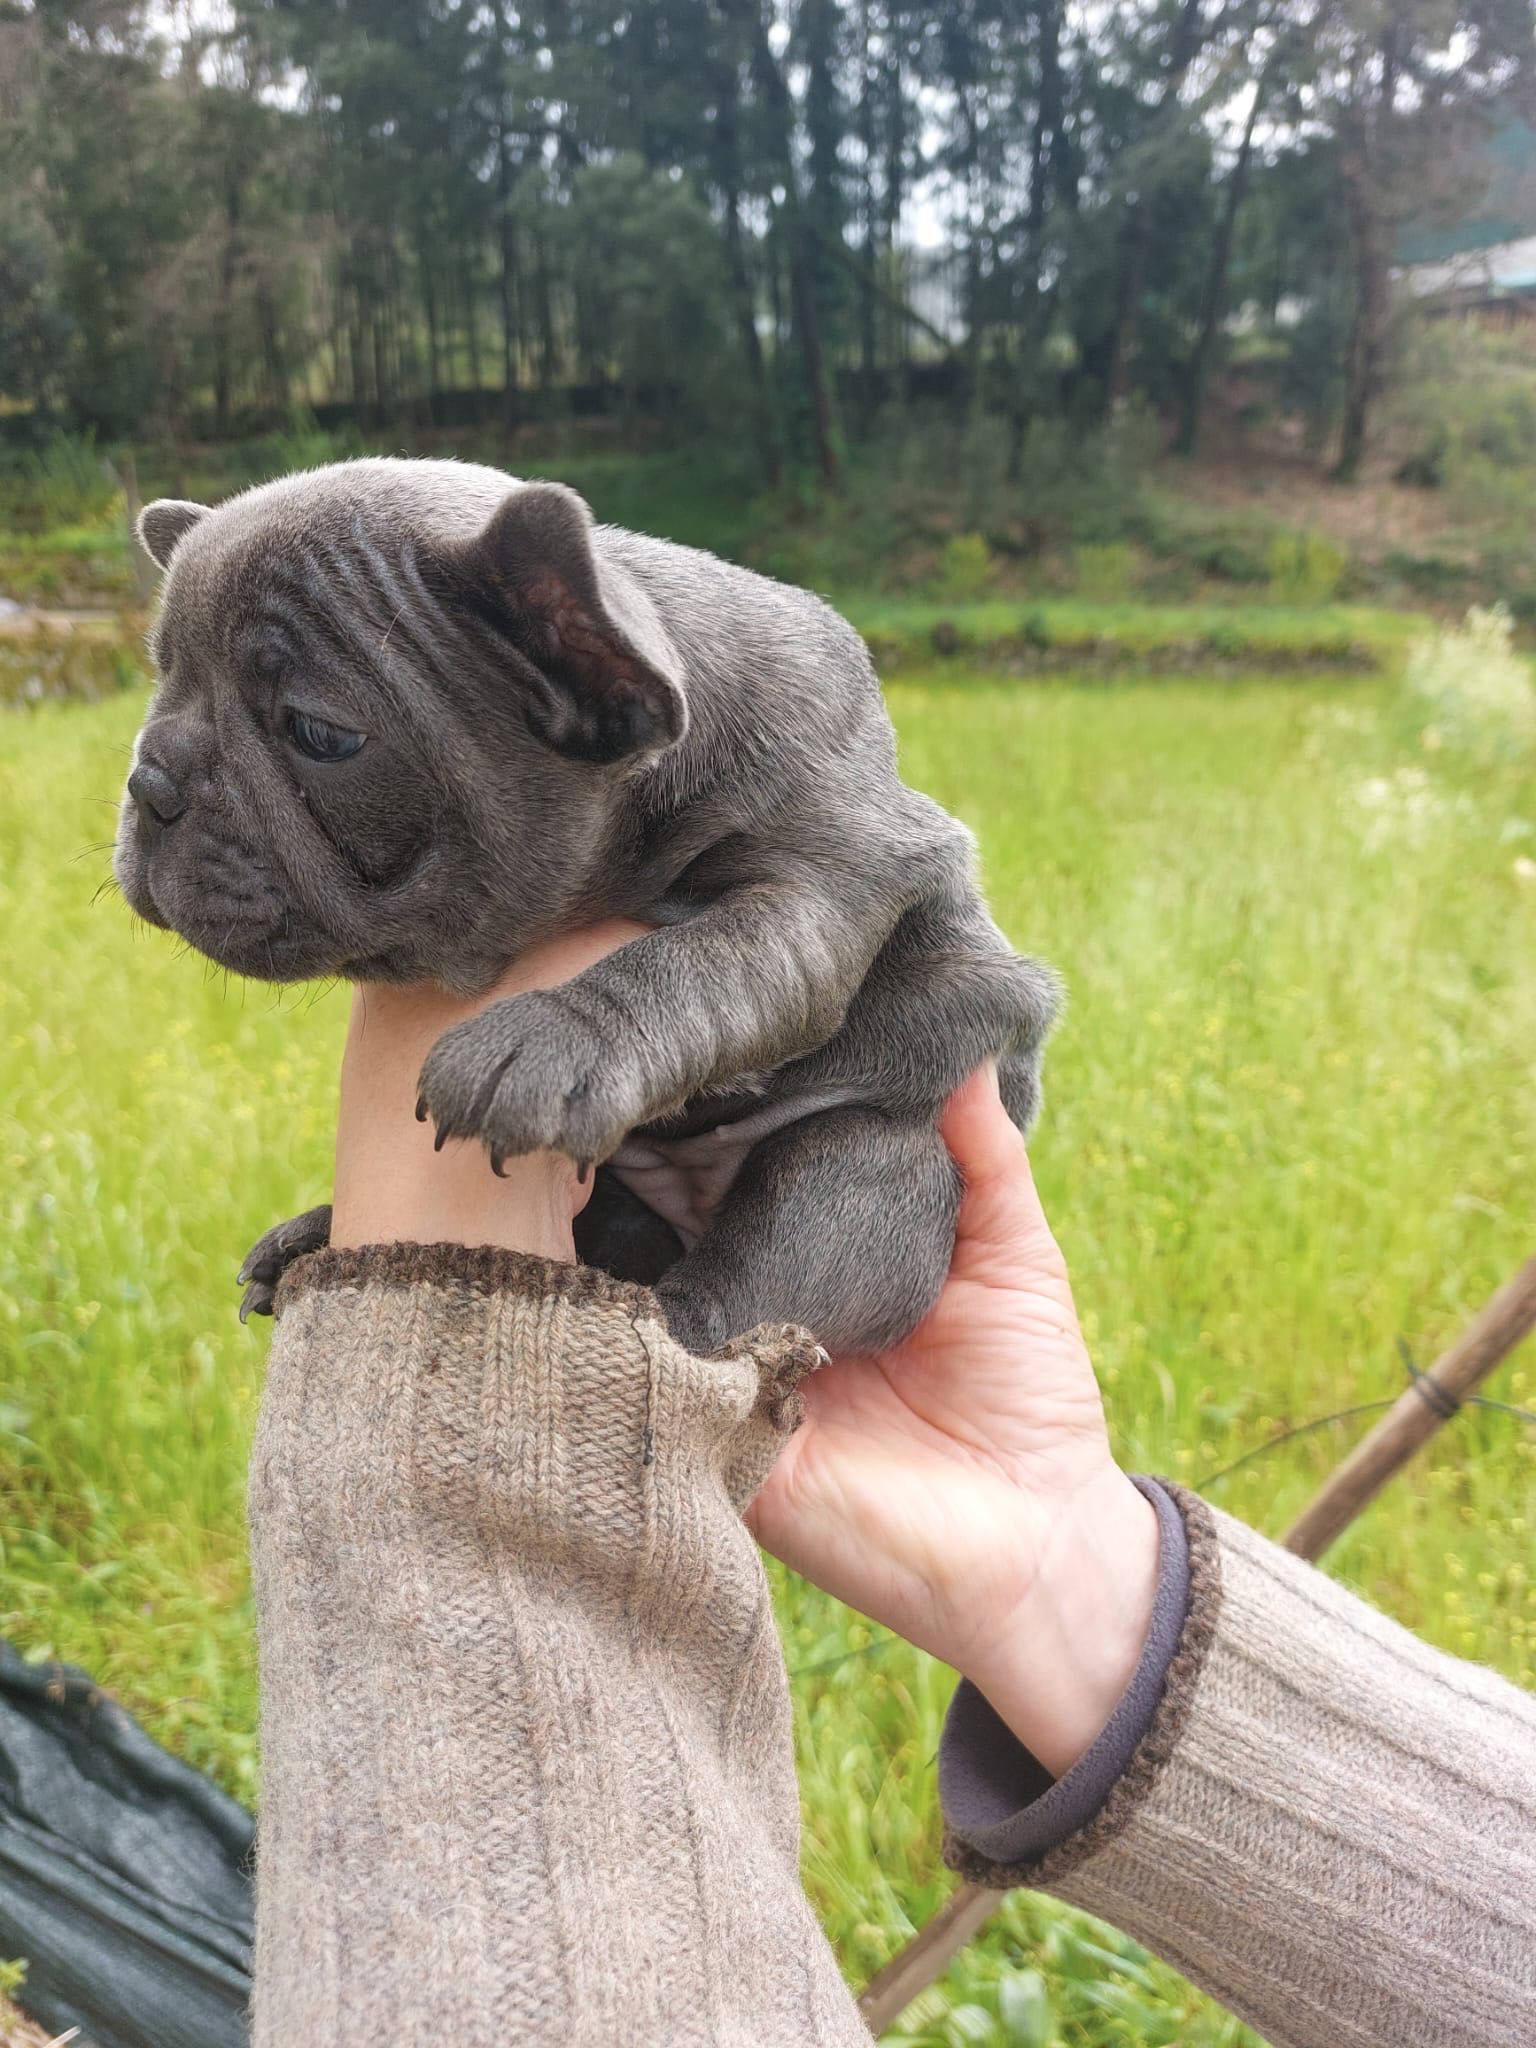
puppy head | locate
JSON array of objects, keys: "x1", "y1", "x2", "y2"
[{"x1": 114, "y1": 459, "x2": 685, "y2": 988}]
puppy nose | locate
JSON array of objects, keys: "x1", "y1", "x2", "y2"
[{"x1": 128, "y1": 758, "x2": 186, "y2": 827}]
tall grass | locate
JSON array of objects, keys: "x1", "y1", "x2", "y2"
[{"x1": 2, "y1": 663, "x2": 1533, "y2": 2044}]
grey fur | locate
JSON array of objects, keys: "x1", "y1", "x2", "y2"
[{"x1": 116, "y1": 457, "x2": 1059, "y2": 1354}]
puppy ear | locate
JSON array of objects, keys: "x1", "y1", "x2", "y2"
[
  {"x1": 137, "y1": 499, "x2": 209, "y2": 571},
  {"x1": 454, "y1": 483, "x2": 687, "y2": 764}
]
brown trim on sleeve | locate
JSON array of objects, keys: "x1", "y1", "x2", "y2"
[{"x1": 273, "y1": 1240, "x2": 664, "y2": 1319}]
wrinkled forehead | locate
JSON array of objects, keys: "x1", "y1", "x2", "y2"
[{"x1": 153, "y1": 487, "x2": 422, "y2": 684}]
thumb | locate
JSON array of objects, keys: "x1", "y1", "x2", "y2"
[{"x1": 939, "y1": 1063, "x2": 1068, "y2": 1282}]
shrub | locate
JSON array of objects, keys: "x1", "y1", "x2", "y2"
[
  {"x1": 1072, "y1": 541, "x2": 1140, "y2": 602},
  {"x1": 245, "y1": 409, "x2": 364, "y2": 484},
  {"x1": 1394, "y1": 431, "x2": 1447, "y2": 489},
  {"x1": 1190, "y1": 531, "x2": 1270, "y2": 585},
  {"x1": 1386, "y1": 327, "x2": 1536, "y2": 558},
  {"x1": 1381, "y1": 550, "x2": 1469, "y2": 602},
  {"x1": 1266, "y1": 529, "x2": 1347, "y2": 605},
  {"x1": 0, "y1": 430, "x2": 120, "y2": 533},
  {"x1": 938, "y1": 532, "x2": 991, "y2": 601}
]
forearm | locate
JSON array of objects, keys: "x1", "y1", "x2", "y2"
[
  {"x1": 561, "y1": 878, "x2": 887, "y2": 1098},
  {"x1": 943, "y1": 1487, "x2": 1536, "y2": 2048},
  {"x1": 248, "y1": 1247, "x2": 871, "y2": 2046}
]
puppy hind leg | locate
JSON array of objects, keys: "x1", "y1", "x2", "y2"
[
  {"x1": 655, "y1": 1107, "x2": 960, "y2": 1358},
  {"x1": 573, "y1": 1165, "x2": 685, "y2": 1286}
]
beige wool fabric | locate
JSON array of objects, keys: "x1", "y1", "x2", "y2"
[
  {"x1": 247, "y1": 1243, "x2": 871, "y2": 2047},
  {"x1": 949, "y1": 1490, "x2": 1536, "y2": 2048}
]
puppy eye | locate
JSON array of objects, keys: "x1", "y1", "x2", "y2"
[{"x1": 286, "y1": 710, "x2": 366, "y2": 762}]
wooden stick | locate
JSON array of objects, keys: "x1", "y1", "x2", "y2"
[
  {"x1": 856, "y1": 1251, "x2": 1536, "y2": 2034},
  {"x1": 856, "y1": 1881, "x2": 997, "y2": 2034},
  {"x1": 1282, "y1": 1251, "x2": 1536, "y2": 1560}
]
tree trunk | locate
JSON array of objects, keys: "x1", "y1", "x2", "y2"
[
  {"x1": 882, "y1": 36, "x2": 907, "y2": 388},
  {"x1": 713, "y1": 49, "x2": 781, "y2": 484},
  {"x1": 213, "y1": 174, "x2": 243, "y2": 438},
  {"x1": 258, "y1": 283, "x2": 287, "y2": 414},
  {"x1": 423, "y1": 249, "x2": 441, "y2": 416},
  {"x1": 1102, "y1": 0, "x2": 1206, "y2": 411},
  {"x1": 1006, "y1": 0, "x2": 1067, "y2": 482},
  {"x1": 725, "y1": 192, "x2": 780, "y2": 484},
  {"x1": 790, "y1": 229, "x2": 840, "y2": 485},
  {"x1": 493, "y1": 0, "x2": 518, "y2": 418},
  {"x1": 461, "y1": 253, "x2": 484, "y2": 413},
  {"x1": 1334, "y1": 138, "x2": 1391, "y2": 481},
  {"x1": 768, "y1": 209, "x2": 785, "y2": 353},
  {"x1": 1333, "y1": 35, "x2": 1399, "y2": 484},
  {"x1": 1175, "y1": 64, "x2": 1266, "y2": 456},
  {"x1": 735, "y1": 0, "x2": 841, "y2": 485},
  {"x1": 855, "y1": 0, "x2": 879, "y2": 424},
  {"x1": 534, "y1": 226, "x2": 557, "y2": 392}
]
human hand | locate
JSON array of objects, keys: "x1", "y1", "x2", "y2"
[
  {"x1": 330, "y1": 920, "x2": 650, "y2": 1262},
  {"x1": 746, "y1": 1064, "x2": 1159, "y2": 1776}
]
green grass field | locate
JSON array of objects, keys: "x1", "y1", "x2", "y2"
[{"x1": 2, "y1": 657, "x2": 1534, "y2": 2046}]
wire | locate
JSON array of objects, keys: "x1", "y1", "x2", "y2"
[{"x1": 1199, "y1": 1337, "x2": 1536, "y2": 1491}]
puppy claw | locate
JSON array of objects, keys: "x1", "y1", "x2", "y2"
[
  {"x1": 239, "y1": 1279, "x2": 276, "y2": 1323},
  {"x1": 414, "y1": 1095, "x2": 429, "y2": 1124},
  {"x1": 433, "y1": 1125, "x2": 448, "y2": 1153},
  {"x1": 490, "y1": 1149, "x2": 508, "y2": 1179},
  {"x1": 575, "y1": 1159, "x2": 591, "y2": 1186}
]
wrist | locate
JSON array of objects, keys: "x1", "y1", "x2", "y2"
[
  {"x1": 953, "y1": 1467, "x2": 1159, "y2": 1779},
  {"x1": 330, "y1": 1147, "x2": 579, "y2": 1263},
  {"x1": 331, "y1": 982, "x2": 580, "y2": 1262}
]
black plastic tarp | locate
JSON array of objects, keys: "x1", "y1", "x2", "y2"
[{"x1": 0, "y1": 1642, "x2": 253, "y2": 2048}]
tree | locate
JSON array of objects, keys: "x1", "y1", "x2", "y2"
[
  {"x1": 0, "y1": 190, "x2": 70, "y2": 411},
  {"x1": 1, "y1": 0, "x2": 1531, "y2": 481},
  {"x1": 1309, "y1": 0, "x2": 1535, "y2": 480}
]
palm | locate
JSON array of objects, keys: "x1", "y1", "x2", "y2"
[{"x1": 745, "y1": 1071, "x2": 1114, "y2": 1674}]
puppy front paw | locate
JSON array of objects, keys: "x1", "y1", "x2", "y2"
[
  {"x1": 237, "y1": 1203, "x2": 333, "y2": 1321},
  {"x1": 416, "y1": 990, "x2": 650, "y2": 1174}
]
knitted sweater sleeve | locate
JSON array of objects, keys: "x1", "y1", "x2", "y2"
[
  {"x1": 246, "y1": 1243, "x2": 872, "y2": 2048},
  {"x1": 941, "y1": 1483, "x2": 1536, "y2": 2048}
]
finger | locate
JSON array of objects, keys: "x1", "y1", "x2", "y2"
[{"x1": 939, "y1": 1062, "x2": 1064, "y2": 1270}]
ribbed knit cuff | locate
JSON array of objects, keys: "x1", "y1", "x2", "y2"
[
  {"x1": 1016, "y1": 1499, "x2": 1536, "y2": 2047},
  {"x1": 941, "y1": 1480, "x2": 1220, "y2": 1888}
]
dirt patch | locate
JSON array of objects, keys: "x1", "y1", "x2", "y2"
[{"x1": 1163, "y1": 404, "x2": 1473, "y2": 564}]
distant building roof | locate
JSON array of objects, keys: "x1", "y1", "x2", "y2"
[
  {"x1": 1401, "y1": 232, "x2": 1536, "y2": 301},
  {"x1": 1395, "y1": 119, "x2": 1536, "y2": 302},
  {"x1": 1397, "y1": 118, "x2": 1536, "y2": 276}
]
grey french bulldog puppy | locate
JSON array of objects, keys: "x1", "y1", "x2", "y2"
[{"x1": 114, "y1": 458, "x2": 1059, "y2": 1356}]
